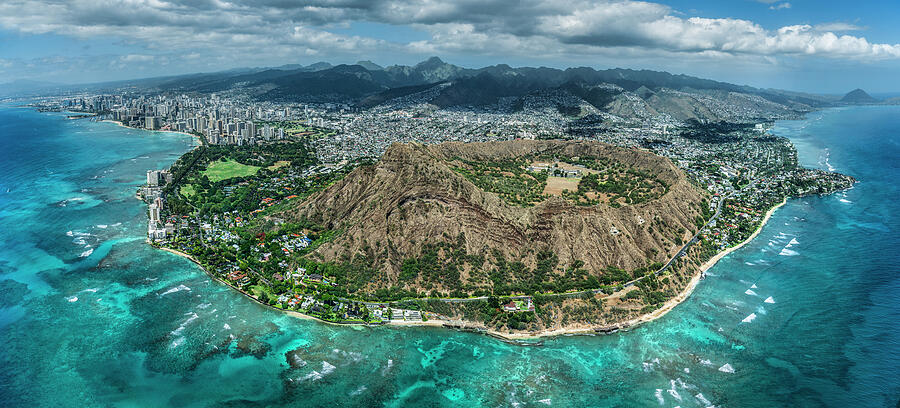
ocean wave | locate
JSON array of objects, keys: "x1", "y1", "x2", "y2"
[
  {"x1": 667, "y1": 379, "x2": 682, "y2": 401},
  {"x1": 350, "y1": 385, "x2": 367, "y2": 397},
  {"x1": 321, "y1": 361, "x2": 336, "y2": 375},
  {"x1": 839, "y1": 198, "x2": 852, "y2": 203},
  {"x1": 751, "y1": 284, "x2": 757, "y2": 289},
  {"x1": 381, "y1": 359, "x2": 394, "y2": 376},
  {"x1": 741, "y1": 313, "x2": 757, "y2": 323},
  {"x1": 96, "y1": 224, "x2": 108, "y2": 229},
  {"x1": 779, "y1": 248, "x2": 799, "y2": 256},
  {"x1": 744, "y1": 289, "x2": 757, "y2": 296},
  {"x1": 66, "y1": 296, "x2": 78, "y2": 302},
  {"x1": 696, "y1": 393, "x2": 712, "y2": 406},
  {"x1": 756, "y1": 306, "x2": 767, "y2": 315},
  {"x1": 159, "y1": 284, "x2": 191, "y2": 296},
  {"x1": 290, "y1": 354, "x2": 307, "y2": 368},
  {"x1": 300, "y1": 370, "x2": 323, "y2": 382},
  {"x1": 764, "y1": 296, "x2": 775, "y2": 304},
  {"x1": 170, "y1": 336, "x2": 185, "y2": 349},
  {"x1": 223, "y1": 323, "x2": 231, "y2": 330},
  {"x1": 654, "y1": 389, "x2": 664, "y2": 405},
  {"x1": 171, "y1": 312, "x2": 200, "y2": 337},
  {"x1": 718, "y1": 363, "x2": 735, "y2": 373},
  {"x1": 79, "y1": 248, "x2": 94, "y2": 258},
  {"x1": 81, "y1": 288, "x2": 99, "y2": 293}
]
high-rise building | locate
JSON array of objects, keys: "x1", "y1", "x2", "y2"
[
  {"x1": 145, "y1": 116, "x2": 159, "y2": 130},
  {"x1": 148, "y1": 203, "x2": 160, "y2": 224}
]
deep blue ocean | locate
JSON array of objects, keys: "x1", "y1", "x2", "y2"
[{"x1": 0, "y1": 105, "x2": 897, "y2": 407}]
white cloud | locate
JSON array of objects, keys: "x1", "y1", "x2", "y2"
[
  {"x1": 814, "y1": 22, "x2": 865, "y2": 32},
  {"x1": 0, "y1": 0, "x2": 896, "y2": 80},
  {"x1": 119, "y1": 54, "x2": 155, "y2": 63},
  {"x1": 769, "y1": 2, "x2": 791, "y2": 10}
]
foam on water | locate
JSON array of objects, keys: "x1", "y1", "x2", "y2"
[
  {"x1": 350, "y1": 385, "x2": 367, "y2": 397},
  {"x1": 79, "y1": 248, "x2": 94, "y2": 258},
  {"x1": 695, "y1": 393, "x2": 712, "y2": 406},
  {"x1": 171, "y1": 312, "x2": 199, "y2": 337},
  {"x1": 159, "y1": 284, "x2": 191, "y2": 296},
  {"x1": 3, "y1": 101, "x2": 898, "y2": 408},
  {"x1": 666, "y1": 379, "x2": 682, "y2": 401},
  {"x1": 779, "y1": 248, "x2": 798, "y2": 256},
  {"x1": 718, "y1": 364, "x2": 735, "y2": 373},
  {"x1": 742, "y1": 313, "x2": 757, "y2": 323}
]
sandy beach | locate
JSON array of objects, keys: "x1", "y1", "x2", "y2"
[
  {"x1": 102, "y1": 119, "x2": 202, "y2": 144},
  {"x1": 155, "y1": 195, "x2": 789, "y2": 341},
  {"x1": 482, "y1": 196, "x2": 789, "y2": 340}
]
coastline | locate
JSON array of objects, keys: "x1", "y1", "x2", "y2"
[
  {"x1": 101, "y1": 119, "x2": 202, "y2": 144},
  {"x1": 481, "y1": 196, "x2": 789, "y2": 340},
  {"x1": 155, "y1": 197, "x2": 789, "y2": 341}
]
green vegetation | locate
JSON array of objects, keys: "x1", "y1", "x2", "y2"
[
  {"x1": 555, "y1": 156, "x2": 669, "y2": 206},
  {"x1": 163, "y1": 142, "x2": 323, "y2": 216},
  {"x1": 448, "y1": 154, "x2": 668, "y2": 208},
  {"x1": 451, "y1": 158, "x2": 548, "y2": 206},
  {"x1": 202, "y1": 158, "x2": 261, "y2": 182}
]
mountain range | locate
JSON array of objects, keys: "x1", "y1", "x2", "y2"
[{"x1": 3, "y1": 57, "x2": 892, "y2": 122}]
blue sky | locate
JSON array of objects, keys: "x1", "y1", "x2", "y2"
[{"x1": 1, "y1": 0, "x2": 898, "y2": 94}]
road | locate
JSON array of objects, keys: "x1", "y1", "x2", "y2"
[{"x1": 410, "y1": 191, "x2": 731, "y2": 304}]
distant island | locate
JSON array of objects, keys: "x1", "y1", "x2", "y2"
[
  {"x1": 28, "y1": 58, "x2": 857, "y2": 339},
  {"x1": 840, "y1": 88, "x2": 880, "y2": 104}
]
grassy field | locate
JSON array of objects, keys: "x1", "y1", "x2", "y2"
[
  {"x1": 203, "y1": 159, "x2": 261, "y2": 182},
  {"x1": 268, "y1": 160, "x2": 291, "y2": 170},
  {"x1": 180, "y1": 184, "x2": 198, "y2": 198}
]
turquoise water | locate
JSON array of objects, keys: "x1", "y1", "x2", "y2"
[{"x1": 0, "y1": 105, "x2": 897, "y2": 407}]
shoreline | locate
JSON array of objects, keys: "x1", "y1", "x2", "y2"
[
  {"x1": 477, "y1": 196, "x2": 789, "y2": 340},
  {"x1": 158, "y1": 246, "x2": 385, "y2": 328},
  {"x1": 154, "y1": 197, "x2": 790, "y2": 341},
  {"x1": 101, "y1": 119, "x2": 202, "y2": 145}
]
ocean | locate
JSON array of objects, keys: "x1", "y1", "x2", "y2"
[{"x1": 0, "y1": 104, "x2": 897, "y2": 407}]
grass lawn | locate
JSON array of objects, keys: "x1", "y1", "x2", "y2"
[
  {"x1": 203, "y1": 159, "x2": 261, "y2": 182},
  {"x1": 180, "y1": 183, "x2": 198, "y2": 198},
  {"x1": 268, "y1": 160, "x2": 291, "y2": 170}
]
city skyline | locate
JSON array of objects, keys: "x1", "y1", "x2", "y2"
[{"x1": 1, "y1": 0, "x2": 899, "y2": 93}]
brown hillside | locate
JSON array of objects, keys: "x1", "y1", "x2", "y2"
[{"x1": 284, "y1": 140, "x2": 708, "y2": 295}]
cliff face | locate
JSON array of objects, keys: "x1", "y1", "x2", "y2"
[{"x1": 285, "y1": 140, "x2": 708, "y2": 292}]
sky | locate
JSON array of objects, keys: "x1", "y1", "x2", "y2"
[{"x1": 0, "y1": 0, "x2": 899, "y2": 94}]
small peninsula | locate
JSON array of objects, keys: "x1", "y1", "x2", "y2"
[
  {"x1": 32, "y1": 64, "x2": 858, "y2": 339},
  {"x1": 135, "y1": 133, "x2": 852, "y2": 339}
]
